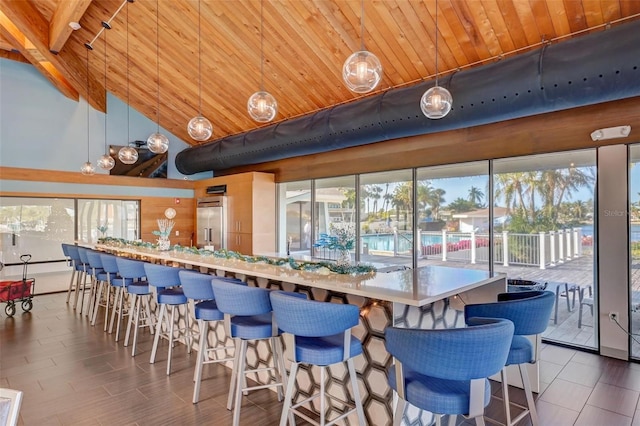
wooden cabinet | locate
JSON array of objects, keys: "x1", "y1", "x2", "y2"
[{"x1": 194, "y1": 172, "x2": 275, "y2": 255}]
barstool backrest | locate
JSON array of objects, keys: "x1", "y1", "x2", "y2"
[
  {"x1": 61, "y1": 243, "x2": 70, "y2": 257},
  {"x1": 178, "y1": 271, "x2": 246, "y2": 301},
  {"x1": 385, "y1": 318, "x2": 514, "y2": 381},
  {"x1": 211, "y1": 281, "x2": 271, "y2": 316},
  {"x1": 86, "y1": 250, "x2": 104, "y2": 270},
  {"x1": 464, "y1": 290, "x2": 555, "y2": 336},
  {"x1": 100, "y1": 254, "x2": 119, "y2": 274},
  {"x1": 66, "y1": 245, "x2": 81, "y2": 265},
  {"x1": 115, "y1": 257, "x2": 146, "y2": 280},
  {"x1": 270, "y1": 291, "x2": 359, "y2": 337},
  {"x1": 77, "y1": 247, "x2": 90, "y2": 266},
  {"x1": 144, "y1": 263, "x2": 181, "y2": 288}
]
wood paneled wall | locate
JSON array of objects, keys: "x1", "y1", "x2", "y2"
[{"x1": 0, "y1": 167, "x2": 195, "y2": 246}]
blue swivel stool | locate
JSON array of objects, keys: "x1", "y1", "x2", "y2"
[
  {"x1": 270, "y1": 291, "x2": 366, "y2": 426},
  {"x1": 385, "y1": 318, "x2": 514, "y2": 426},
  {"x1": 178, "y1": 271, "x2": 246, "y2": 403},
  {"x1": 211, "y1": 281, "x2": 289, "y2": 426},
  {"x1": 464, "y1": 290, "x2": 555, "y2": 426},
  {"x1": 102, "y1": 254, "x2": 132, "y2": 338},
  {"x1": 93, "y1": 254, "x2": 126, "y2": 331},
  {"x1": 145, "y1": 263, "x2": 192, "y2": 373},
  {"x1": 115, "y1": 257, "x2": 153, "y2": 348}
]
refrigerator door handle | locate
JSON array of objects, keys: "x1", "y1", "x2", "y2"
[{"x1": 208, "y1": 228, "x2": 212, "y2": 243}]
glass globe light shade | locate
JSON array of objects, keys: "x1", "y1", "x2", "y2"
[
  {"x1": 147, "y1": 132, "x2": 169, "y2": 154},
  {"x1": 118, "y1": 146, "x2": 138, "y2": 165},
  {"x1": 420, "y1": 85, "x2": 453, "y2": 119},
  {"x1": 81, "y1": 161, "x2": 95, "y2": 176},
  {"x1": 187, "y1": 115, "x2": 213, "y2": 141},
  {"x1": 342, "y1": 50, "x2": 383, "y2": 93},
  {"x1": 247, "y1": 91, "x2": 277, "y2": 122},
  {"x1": 97, "y1": 154, "x2": 115, "y2": 171}
]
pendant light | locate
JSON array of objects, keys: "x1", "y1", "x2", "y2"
[
  {"x1": 81, "y1": 48, "x2": 95, "y2": 176},
  {"x1": 187, "y1": 0, "x2": 213, "y2": 141},
  {"x1": 342, "y1": 0, "x2": 382, "y2": 93},
  {"x1": 420, "y1": 0, "x2": 453, "y2": 119},
  {"x1": 97, "y1": 27, "x2": 115, "y2": 170},
  {"x1": 247, "y1": 0, "x2": 277, "y2": 123},
  {"x1": 118, "y1": 0, "x2": 138, "y2": 165},
  {"x1": 147, "y1": 0, "x2": 169, "y2": 154}
]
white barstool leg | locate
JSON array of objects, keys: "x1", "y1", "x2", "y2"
[
  {"x1": 193, "y1": 319, "x2": 208, "y2": 403},
  {"x1": 150, "y1": 303, "x2": 167, "y2": 364},
  {"x1": 66, "y1": 266, "x2": 77, "y2": 303},
  {"x1": 227, "y1": 338, "x2": 242, "y2": 410},
  {"x1": 232, "y1": 339, "x2": 248, "y2": 426},
  {"x1": 520, "y1": 364, "x2": 539, "y2": 425},
  {"x1": 124, "y1": 293, "x2": 137, "y2": 347},
  {"x1": 347, "y1": 358, "x2": 365, "y2": 425},
  {"x1": 166, "y1": 305, "x2": 177, "y2": 375},
  {"x1": 130, "y1": 296, "x2": 143, "y2": 356}
]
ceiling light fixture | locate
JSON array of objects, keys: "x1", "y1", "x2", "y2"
[
  {"x1": 118, "y1": 0, "x2": 138, "y2": 165},
  {"x1": 247, "y1": 0, "x2": 277, "y2": 123},
  {"x1": 97, "y1": 26, "x2": 115, "y2": 171},
  {"x1": 81, "y1": 48, "x2": 95, "y2": 176},
  {"x1": 147, "y1": 0, "x2": 169, "y2": 154},
  {"x1": 187, "y1": 0, "x2": 213, "y2": 141},
  {"x1": 421, "y1": 0, "x2": 453, "y2": 119},
  {"x1": 342, "y1": 0, "x2": 382, "y2": 93}
]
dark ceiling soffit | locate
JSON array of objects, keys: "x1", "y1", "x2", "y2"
[{"x1": 176, "y1": 20, "x2": 640, "y2": 175}]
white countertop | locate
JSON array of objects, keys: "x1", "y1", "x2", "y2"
[{"x1": 97, "y1": 245, "x2": 505, "y2": 306}]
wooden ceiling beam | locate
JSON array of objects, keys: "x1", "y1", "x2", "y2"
[
  {"x1": 0, "y1": 49, "x2": 28, "y2": 63},
  {"x1": 0, "y1": 0, "x2": 105, "y2": 112},
  {"x1": 0, "y1": 32, "x2": 13, "y2": 51},
  {"x1": 49, "y1": 0, "x2": 92, "y2": 53}
]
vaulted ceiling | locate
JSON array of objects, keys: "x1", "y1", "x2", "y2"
[{"x1": 1, "y1": 0, "x2": 640, "y2": 147}]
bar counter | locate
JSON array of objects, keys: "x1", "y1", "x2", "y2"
[{"x1": 97, "y1": 244, "x2": 506, "y2": 425}]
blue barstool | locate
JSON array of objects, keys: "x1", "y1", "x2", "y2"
[
  {"x1": 115, "y1": 257, "x2": 153, "y2": 348},
  {"x1": 178, "y1": 271, "x2": 246, "y2": 403},
  {"x1": 76, "y1": 247, "x2": 96, "y2": 316},
  {"x1": 86, "y1": 250, "x2": 108, "y2": 327},
  {"x1": 211, "y1": 281, "x2": 288, "y2": 426},
  {"x1": 270, "y1": 291, "x2": 366, "y2": 426},
  {"x1": 145, "y1": 263, "x2": 192, "y2": 373},
  {"x1": 102, "y1": 254, "x2": 133, "y2": 337},
  {"x1": 66, "y1": 245, "x2": 87, "y2": 311},
  {"x1": 93, "y1": 254, "x2": 125, "y2": 331},
  {"x1": 385, "y1": 318, "x2": 515, "y2": 426},
  {"x1": 61, "y1": 243, "x2": 78, "y2": 305},
  {"x1": 464, "y1": 290, "x2": 555, "y2": 426},
  {"x1": 84, "y1": 250, "x2": 105, "y2": 320}
]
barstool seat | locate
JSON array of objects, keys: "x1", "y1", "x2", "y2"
[{"x1": 157, "y1": 288, "x2": 187, "y2": 305}]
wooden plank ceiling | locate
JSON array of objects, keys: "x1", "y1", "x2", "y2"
[{"x1": 1, "y1": 0, "x2": 640, "y2": 147}]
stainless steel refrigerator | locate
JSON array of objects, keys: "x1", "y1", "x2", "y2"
[{"x1": 196, "y1": 196, "x2": 227, "y2": 249}]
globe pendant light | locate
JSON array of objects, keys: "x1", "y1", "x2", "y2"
[
  {"x1": 97, "y1": 26, "x2": 115, "y2": 171},
  {"x1": 81, "y1": 48, "x2": 95, "y2": 176},
  {"x1": 118, "y1": 1, "x2": 138, "y2": 165},
  {"x1": 247, "y1": 0, "x2": 277, "y2": 123},
  {"x1": 342, "y1": 0, "x2": 382, "y2": 93},
  {"x1": 147, "y1": 0, "x2": 169, "y2": 154},
  {"x1": 421, "y1": 0, "x2": 453, "y2": 119},
  {"x1": 187, "y1": 0, "x2": 213, "y2": 141}
]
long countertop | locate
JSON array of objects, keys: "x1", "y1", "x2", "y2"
[{"x1": 96, "y1": 244, "x2": 505, "y2": 306}]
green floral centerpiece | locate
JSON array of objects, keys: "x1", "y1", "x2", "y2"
[{"x1": 97, "y1": 223, "x2": 108, "y2": 238}]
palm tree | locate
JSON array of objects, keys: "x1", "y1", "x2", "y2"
[
  {"x1": 392, "y1": 183, "x2": 412, "y2": 227},
  {"x1": 370, "y1": 185, "x2": 383, "y2": 215},
  {"x1": 468, "y1": 186, "x2": 485, "y2": 207}
]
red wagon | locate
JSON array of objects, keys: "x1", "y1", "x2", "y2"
[{"x1": 0, "y1": 254, "x2": 35, "y2": 317}]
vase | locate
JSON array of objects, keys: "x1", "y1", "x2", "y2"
[
  {"x1": 336, "y1": 249, "x2": 351, "y2": 267},
  {"x1": 158, "y1": 237, "x2": 171, "y2": 251}
]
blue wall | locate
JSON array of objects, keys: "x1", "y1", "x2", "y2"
[{"x1": 0, "y1": 58, "x2": 211, "y2": 190}]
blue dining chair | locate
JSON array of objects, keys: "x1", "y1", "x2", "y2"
[
  {"x1": 385, "y1": 318, "x2": 515, "y2": 426},
  {"x1": 464, "y1": 290, "x2": 555, "y2": 426},
  {"x1": 211, "y1": 281, "x2": 289, "y2": 426},
  {"x1": 145, "y1": 262, "x2": 192, "y2": 372},
  {"x1": 178, "y1": 270, "x2": 246, "y2": 403},
  {"x1": 270, "y1": 291, "x2": 366, "y2": 426}
]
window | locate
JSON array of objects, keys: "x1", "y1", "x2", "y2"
[{"x1": 629, "y1": 144, "x2": 640, "y2": 359}]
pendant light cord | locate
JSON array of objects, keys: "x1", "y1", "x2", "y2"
[
  {"x1": 104, "y1": 31, "x2": 108, "y2": 154},
  {"x1": 259, "y1": 0, "x2": 264, "y2": 91},
  {"x1": 86, "y1": 49, "x2": 90, "y2": 162},
  {"x1": 197, "y1": 0, "x2": 202, "y2": 114},
  {"x1": 126, "y1": 1, "x2": 130, "y2": 144},
  {"x1": 156, "y1": 0, "x2": 160, "y2": 132},
  {"x1": 434, "y1": 0, "x2": 439, "y2": 87},
  {"x1": 360, "y1": 0, "x2": 364, "y2": 51}
]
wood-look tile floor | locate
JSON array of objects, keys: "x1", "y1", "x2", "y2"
[{"x1": 1, "y1": 292, "x2": 639, "y2": 425}]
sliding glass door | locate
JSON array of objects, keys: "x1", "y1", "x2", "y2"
[{"x1": 629, "y1": 144, "x2": 640, "y2": 359}]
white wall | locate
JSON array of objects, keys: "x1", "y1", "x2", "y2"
[{"x1": 0, "y1": 58, "x2": 210, "y2": 182}]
